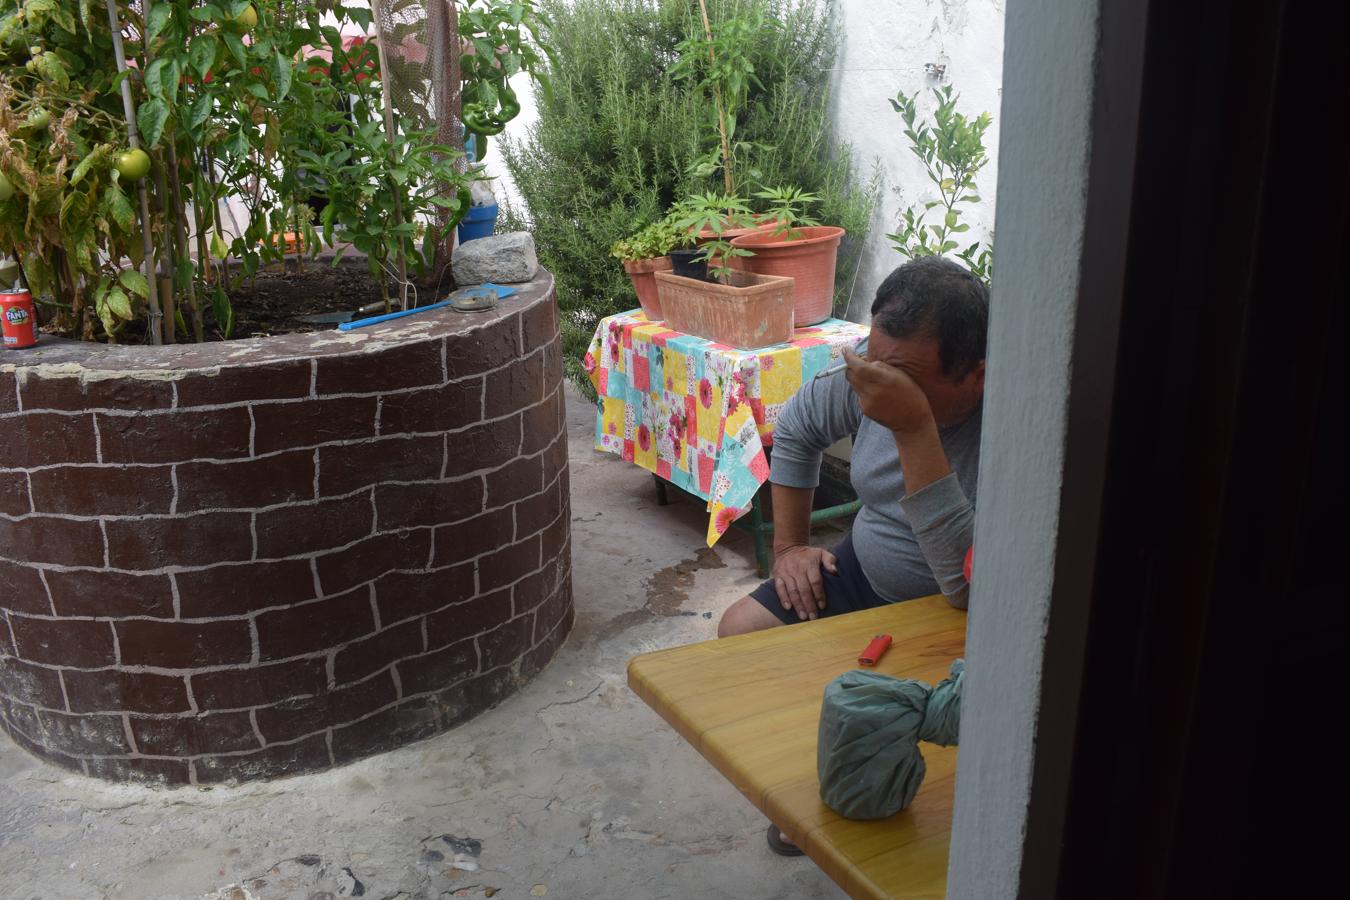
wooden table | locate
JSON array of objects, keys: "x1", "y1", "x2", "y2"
[{"x1": 628, "y1": 595, "x2": 966, "y2": 900}]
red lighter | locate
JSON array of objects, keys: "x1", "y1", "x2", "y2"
[{"x1": 858, "y1": 634, "x2": 892, "y2": 667}]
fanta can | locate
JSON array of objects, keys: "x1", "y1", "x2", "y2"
[{"x1": 0, "y1": 289, "x2": 38, "y2": 349}]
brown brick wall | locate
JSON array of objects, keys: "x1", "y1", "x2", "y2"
[{"x1": 0, "y1": 274, "x2": 572, "y2": 786}]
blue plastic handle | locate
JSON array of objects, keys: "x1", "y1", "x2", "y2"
[{"x1": 337, "y1": 284, "x2": 520, "y2": 331}]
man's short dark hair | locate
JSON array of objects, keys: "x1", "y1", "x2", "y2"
[{"x1": 870, "y1": 257, "x2": 989, "y2": 380}]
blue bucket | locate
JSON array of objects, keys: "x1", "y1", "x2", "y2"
[{"x1": 458, "y1": 203, "x2": 499, "y2": 244}]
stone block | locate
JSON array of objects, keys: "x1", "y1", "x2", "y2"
[
  {"x1": 45, "y1": 569, "x2": 175, "y2": 618},
  {"x1": 115, "y1": 619, "x2": 252, "y2": 669},
  {"x1": 176, "y1": 558, "x2": 317, "y2": 618},
  {"x1": 451, "y1": 232, "x2": 539, "y2": 285},
  {"x1": 28, "y1": 464, "x2": 175, "y2": 516},
  {"x1": 10, "y1": 616, "x2": 116, "y2": 668},
  {"x1": 333, "y1": 618, "x2": 426, "y2": 685},
  {"x1": 105, "y1": 512, "x2": 254, "y2": 570},
  {"x1": 62, "y1": 668, "x2": 191, "y2": 714},
  {"x1": 175, "y1": 449, "x2": 316, "y2": 512},
  {"x1": 255, "y1": 587, "x2": 376, "y2": 662}
]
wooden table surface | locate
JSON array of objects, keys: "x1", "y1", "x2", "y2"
[{"x1": 627, "y1": 595, "x2": 967, "y2": 900}]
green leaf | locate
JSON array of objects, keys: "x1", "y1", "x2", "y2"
[
  {"x1": 210, "y1": 232, "x2": 229, "y2": 260},
  {"x1": 147, "y1": 4, "x2": 173, "y2": 40},
  {"x1": 50, "y1": 2, "x2": 77, "y2": 34},
  {"x1": 36, "y1": 52, "x2": 70, "y2": 90},
  {"x1": 272, "y1": 52, "x2": 292, "y2": 99},
  {"x1": 223, "y1": 32, "x2": 247, "y2": 67},
  {"x1": 162, "y1": 60, "x2": 182, "y2": 105},
  {"x1": 70, "y1": 151, "x2": 100, "y2": 187},
  {"x1": 188, "y1": 34, "x2": 216, "y2": 79},
  {"x1": 117, "y1": 269, "x2": 150, "y2": 299},
  {"x1": 212, "y1": 285, "x2": 234, "y2": 339},
  {"x1": 137, "y1": 99, "x2": 169, "y2": 148},
  {"x1": 102, "y1": 184, "x2": 135, "y2": 232},
  {"x1": 105, "y1": 286, "x2": 134, "y2": 321},
  {"x1": 321, "y1": 202, "x2": 337, "y2": 246},
  {"x1": 188, "y1": 94, "x2": 212, "y2": 133},
  {"x1": 144, "y1": 59, "x2": 169, "y2": 99}
]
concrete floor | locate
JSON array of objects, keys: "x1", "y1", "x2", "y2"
[{"x1": 0, "y1": 386, "x2": 847, "y2": 900}]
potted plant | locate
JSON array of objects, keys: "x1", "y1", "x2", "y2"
[
  {"x1": 651, "y1": 196, "x2": 794, "y2": 349},
  {"x1": 729, "y1": 187, "x2": 845, "y2": 327},
  {"x1": 610, "y1": 218, "x2": 679, "y2": 320},
  {"x1": 670, "y1": 192, "x2": 757, "y2": 281}
]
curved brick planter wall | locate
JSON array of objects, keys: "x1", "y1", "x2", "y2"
[{"x1": 0, "y1": 273, "x2": 572, "y2": 786}]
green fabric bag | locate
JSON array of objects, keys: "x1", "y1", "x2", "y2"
[{"x1": 816, "y1": 659, "x2": 966, "y2": 820}]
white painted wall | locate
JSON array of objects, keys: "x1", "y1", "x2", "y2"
[
  {"x1": 946, "y1": 0, "x2": 1100, "y2": 895},
  {"x1": 830, "y1": 0, "x2": 1005, "y2": 320}
]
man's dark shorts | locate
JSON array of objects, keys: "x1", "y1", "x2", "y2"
[{"x1": 750, "y1": 533, "x2": 891, "y2": 624}]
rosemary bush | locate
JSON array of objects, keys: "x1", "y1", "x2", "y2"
[{"x1": 502, "y1": 0, "x2": 876, "y2": 393}]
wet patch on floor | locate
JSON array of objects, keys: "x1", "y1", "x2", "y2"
[
  {"x1": 643, "y1": 547, "x2": 726, "y2": 616},
  {"x1": 591, "y1": 549, "x2": 726, "y2": 642}
]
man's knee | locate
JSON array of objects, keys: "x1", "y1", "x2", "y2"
[{"x1": 718, "y1": 595, "x2": 783, "y2": 638}]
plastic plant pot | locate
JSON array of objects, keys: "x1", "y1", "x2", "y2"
[
  {"x1": 458, "y1": 203, "x2": 499, "y2": 244},
  {"x1": 668, "y1": 248, "x2": 709, "y2": 281}
]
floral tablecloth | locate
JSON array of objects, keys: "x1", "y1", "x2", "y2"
[{"x1": 583, "y1": 310, "x2": 869, "y2": 546}]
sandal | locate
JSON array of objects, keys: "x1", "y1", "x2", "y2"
[{"x1": 766, "y1": 822, "x2": 805, "y2": 857}]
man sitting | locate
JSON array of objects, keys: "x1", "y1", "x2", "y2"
[{"x1": 718, "y1": 255, "x2": 988, "y2": 635}]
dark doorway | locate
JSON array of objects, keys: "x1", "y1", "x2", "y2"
[{"x1": 1021, "y1": 2, "x2": 1350, "y2": 897}]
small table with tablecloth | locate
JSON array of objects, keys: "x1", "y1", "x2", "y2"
[{"x1": 584, "y1": 310, "x2": 869, "y2": 572}]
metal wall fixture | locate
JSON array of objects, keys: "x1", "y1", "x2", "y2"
[{"x1": 924, "y1": 62, "x2": 947, "y2": 79}]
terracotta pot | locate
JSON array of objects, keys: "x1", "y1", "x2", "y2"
[
  {"x1": 654, "y1": 270, "x2": 795, "y2": 350},
  {"x1": 622, "y1": 255, "x2": 674, "y2": 321},
  {"x1": 730, "y1": 225, "x2": 846, "y2": 326}
]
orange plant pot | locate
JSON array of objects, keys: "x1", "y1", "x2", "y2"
[
  {"x1": 730, "y1": 225, "x2": 845, "y2": 326},
  {"x1": 622, "y1": 255, "x2": 674, "y2": 321},
  {"x1": 654, "y1": 270, "x2": 795, "y2": 350}
]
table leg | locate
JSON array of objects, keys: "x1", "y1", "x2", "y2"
[
  {"x1": 653, "y1": 474, "x2": 671, "y2": 506},
  {"x1": 748, "y1": 494, "x2": 771, "y2": 578}
]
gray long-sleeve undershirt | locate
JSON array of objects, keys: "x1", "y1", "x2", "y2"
[{"x1": 768, "y1": 368, "x2": 981, "y2": 609}]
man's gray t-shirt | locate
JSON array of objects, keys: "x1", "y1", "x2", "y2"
[{"x1": 769, "y1": 367, "x2": 981, "y2": 609}]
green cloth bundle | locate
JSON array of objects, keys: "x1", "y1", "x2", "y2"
[{"x1": 816, "y1": 660, "x2": 966, "y2": 820}]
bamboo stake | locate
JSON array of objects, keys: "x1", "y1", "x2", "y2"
[
  {"x1": 104, "y1": 0, "x2": 163, "y2": 344},
  {"x1": 166, "y1": 143, "x2": 203, "y2": 342},
  {"x1": 370, "y1": 0, "x2": 411, "y2": 311}
]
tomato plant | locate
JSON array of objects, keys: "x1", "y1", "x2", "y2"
[{"x1": 0, "y1": 1, "x2": 495, "y2": 342}]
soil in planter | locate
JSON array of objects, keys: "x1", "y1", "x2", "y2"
[
  {"x1": 214, "y1": 264, "x2": 393, "y2": 338},
  {"x1": 37, "y1": 261, "x2": 415, "y2": 343}
]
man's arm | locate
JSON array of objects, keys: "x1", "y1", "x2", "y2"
[
  {"x1": 764, "y1": 368, "x2": 862, "y2": 620},
  {"x1": 844, "y1": 349, "x2": 974, "y2": 609}
]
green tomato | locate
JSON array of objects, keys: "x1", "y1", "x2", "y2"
[
  {"x1": 26, "y1": 107, "x2": 50, "y2": 130},
  {"x1": 232, "y1": 4, "x2": 258, "y2": 30},
  {"x1": 0, "y1": 173, "x2": 14, "y2": 203},
  {"x1": 115, "y1": 148, "x2": 151, "y2": 182}
]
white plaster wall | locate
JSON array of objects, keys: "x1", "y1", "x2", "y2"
[
  {"x1": 830, "y1": 0, "x2": 1005, "y2": 319},
  {"x1": 946, "y1": 0, "x2": 1100, "y2": 895}
]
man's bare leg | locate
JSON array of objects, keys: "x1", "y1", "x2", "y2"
[{"x1": 717, "y1": 595, "x2": 786, "y2": 638}]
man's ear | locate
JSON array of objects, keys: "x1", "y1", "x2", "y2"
[{"x1": 968, "y1": 360, "x2": 987, "y2": 391}]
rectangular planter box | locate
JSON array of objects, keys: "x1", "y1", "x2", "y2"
[{"x1": 654, "y1": 271, "x2": 795, "y2": 350}]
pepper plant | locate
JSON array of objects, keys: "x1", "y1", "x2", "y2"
[
  {"x1": 888, "y1": 84, "x2": 994, "y2": 286},
  {"x1": 457, "y1": 0, "x2": 552, "y2": 157}
]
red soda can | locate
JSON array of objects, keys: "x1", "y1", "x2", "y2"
[{"x1": 1, "y1": 289, "x2": 38, "y2": 349}]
